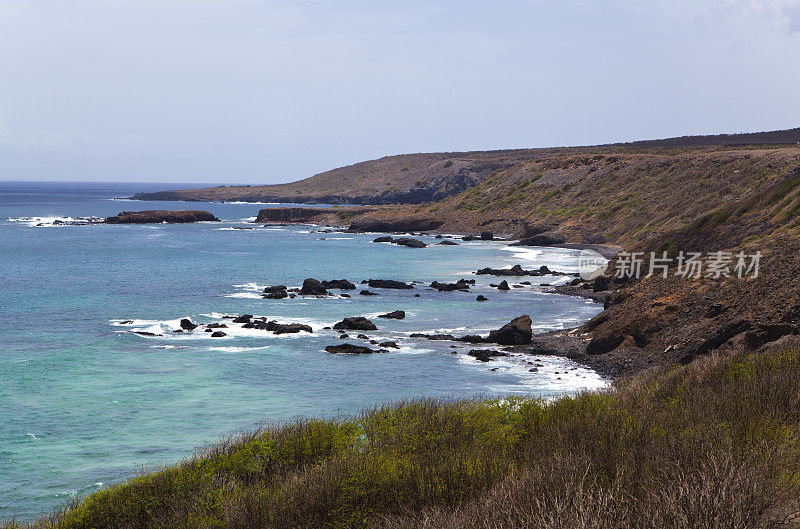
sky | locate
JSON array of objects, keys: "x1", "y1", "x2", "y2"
[{"x1": 1, "y1": 0, "x2": 799, "y2": 184}]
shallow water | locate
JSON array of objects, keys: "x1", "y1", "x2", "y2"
[{"x1": 0, "y1": 182, "x2": 604, "y2": 521}]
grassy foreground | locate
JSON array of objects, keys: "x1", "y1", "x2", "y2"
[{"x1": 8, "y1": 346, "x2": 800, "y2": 529}]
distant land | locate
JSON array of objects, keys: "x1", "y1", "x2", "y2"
[{"x1": 130, "y1": 127, "x2": 800, "y2": 205}]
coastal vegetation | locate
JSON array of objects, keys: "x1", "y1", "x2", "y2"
[{"x1": 8, "y1": 342, "x2": 800, "y2": 528}]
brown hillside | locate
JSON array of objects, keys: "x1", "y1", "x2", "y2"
[{"x1": 130, "y1": 128, "x2": 800, "y2": 205}]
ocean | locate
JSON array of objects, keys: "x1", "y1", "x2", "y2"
[{"x1": 0, "y1": 181, "x2": 604, "y2": 521}]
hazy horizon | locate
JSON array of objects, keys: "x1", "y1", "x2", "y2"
[{"x1": 2, "y1": 0, "x2": 799, "y2": 184}]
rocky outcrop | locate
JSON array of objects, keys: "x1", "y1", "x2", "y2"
[
  {"x1": 325, "y1": 344, "x2": 387, "y2": 354},
  {"x1": 366, "y1": 279, "x2": 414, "y2": 290},
  {"x1": 512, "y1": 231, "x2": 566, "y2": 247},
  {"x1": 241, "y1": 319, "x2": 313, "y2": 334},
  {"x1": 476, "y1": 264, "x2": 572, "y2": 277},
  {"x1": 299, "y1": 279, "x2": 329, "y2": 296},
  {"x1": 180, "y1": 318, "x2": 198, "y2": 331},
  {"x1": 430, "y1": 281, "x2": 471, "y2": 292},
  {"x1": 468, "y1": 349, "x2": 510, "y2": 362},
  {"x1": 372, "y1": 236, "x2": 427, "y2": 248},
  {"x1": 255, "y1": 207, "x2": 327, "y2": 223},
  {"x1": 378, "y1": 310, "x2": 405, "y2": 320},
  {"x1": 333, "y1": 317, "x2": 378, "y2": 331},
  {"x1": 486, "y1": 315, "x2": 532, "y2": 345},
  {"x1": 349, "y1": 218, "x2": 444, "y2": 233},
  {"x1": 105, "y1": 210, "x2": 219, "y2": 224},
  {"x1": 320, "y1": 279, "x2": 356, "y2": 290}
]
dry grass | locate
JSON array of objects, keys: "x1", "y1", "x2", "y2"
[{"x1": 7, "y1": 346, "x2": 800, "y2": 529}]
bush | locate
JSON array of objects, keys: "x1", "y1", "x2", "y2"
[{"x1": 15, "y1": 347, "x2": 800, "y2": 528}]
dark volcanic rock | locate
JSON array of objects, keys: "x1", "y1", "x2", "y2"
[
  {"x1": 438, "y1": 240, "x2": 459, "y2": 245},
  {"x1": 325, "y1": 343, "x2": 386, "y2": 354},
  {"x1": 206, "y1": 323, "x2": 228, "y2": 329},
  {"x1": 512, "y1": 231, "x2": 566, "y2": 247},
  {"x1": 378, "y1": 310, "x2": 406, "y2": 320},
  {"x1": 373, "y1": 236, "x2": 395, "y2": 243},
  {"x1": 586, "y1": 331, "x2": 626, "y2": 355},
  {"x1": 476, "y1": 295, "x2": 489, "y2": 301},
  {"x1": 459, "y1": 335, "x2": 487, "y2": 344},
  {"x1": 367, "y1": 279, "x2": 414, "y2": 289},
  {"x1": 476, "y1": 264, "x2": 570, "y2": 277},
  {"x1": 105, "y1": 210, "x2": 219, "y2": 224},
  {"x1": 497, "y1": 280, "x2": 510, "y2": 291},
  {"x1": 348, "y1": 218, "x2": 444, "y2": 233},
  {"x1": 255, "y1": 207, "x2": 324, "y2": 223},
  {"x1": 480, "y1": 232, "x2": 494, "y2": 240},
  {"x1": 267, "y1": 322, "x2": 313, "y2": 334},
  {"x1": 300, "y1": 278, "x2": 329, "y2": 295},
  {"x1": 359, "y1": 290, "x2": 379, "y2": 296},
  {"x1": 263, "y1": 290, "x2": 289, "y2": 299},
  {"x1": 468, "y1": 349, "x2": 510, "y2": 362},
  {"x1": 380, "y1": 341, "x2": 400, "y2": 349},
  {"x1": 410, "y1": 333, "x2": 458, "y2": 341},
  {"x1": 232, "y1": 315, "x2": 253, "y2": 324},
  {"x1": 593, "y1": 276, "x2": 610, "y2": 292},
  {"x1": 263, "y1": 285, "x2": 288, "y2": 293},
  {"x1": 333, "y1": 317, "x2": 378, "y2": 331},
  {"x1": 180, "y1": 318, "x2": 198, "y2": 331},
  {"x1": 430, "y1": 280, "x2": 471, "y2": 292},
  {"x1": 486, "y1": 315, "x2": 532, "y2": 345},
  {"x1": 392, "y1": 237, "x2": 427, "y2": 248},
  {"x1": 320, "y1": 279, "x2": 356, "y2": 290},
  {"x1": 210, "y1": 331, "x2": 227, "y2": 337}
]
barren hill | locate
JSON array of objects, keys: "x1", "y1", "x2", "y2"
[{"x1": 130, "y1": 128, "x2": 800, "y2": 205}]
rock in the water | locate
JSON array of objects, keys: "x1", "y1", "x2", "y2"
[
  {"x1": 232, "y1": 315, "x2": 253, "y2": 324},
  {"x1": 475, "y1": 264, "x2": 571, "y2": 277},
  {"x1": 207, "y1": 323, "x2": 227, "y2": 328},
  {"x1": 325, "y1": 343, "x2": 385, "y2": 354},
  {"x1": 359, "y1": 290, "x2": 379, "y2": 296},
  {"x1": 373, "y1": 236, "x2": 395, "y2": 243},
  {"x1": 180, "y1": 318, "x2": 198, "y2": 330},
  {"x1": 105, "y1": 210, "x2": 219, "y2": 224},
  {"x1": 366, "y1": 279, "x2": 414, "y2": 290},
  {"x1": 263, "y1": 290, "x2": 288, "y2": 299},
  {"x1": 379, "y1": 341, "x2": 400, "y2": 349},
  {"x1": 320, "y1": 279, "x2": 356, "y2": 290},
  {"x1": 299, "y1": 278, "x2": 329, "y2": 296},
  {"x1": 487, "y1": 315, "x2": 532, "y2": 345},
  {"x1": 333, "y1": 317, "x2": 378, "y2": 331},
  {"x1": 210, "y1": 331, "x2": 227, "y2": 337},
  {"x1": 480, "y1": 232, "x2": 494, "y2": 240},
  {"x1": 266, "y1": 322, "x2": 313, "y2": 334},
  {"x1": 430, "y1": 281, "x2": 471, "y2": 292},
  {"x1": 468, "y1": 349, "x2": 510, "y2": 362},
  {"x1": 392, "y1": 237, "x2": 427, "y2": 248},
  {"x1": 497, "y1": 280, "x2": 510, "y2": 291},
  {"x1": 438, "y1": 240, "x2": 458, "y2": 245},
  {"x1": 378, "y1": 310, "x2": 406, "y2": 320},
  {"x1": 410, "y1": 333, "x2": 457, "y2": 341},
  {"x1": 263, "y1": 285, "x2": 287, "y2": 293},
  {"x1": 476, "y1": 295, "x2": 489, "y2": 302}
]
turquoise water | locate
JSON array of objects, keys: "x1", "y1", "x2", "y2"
[{"x1": 0, "y1": 182, "x2": 604, "y2": 521}]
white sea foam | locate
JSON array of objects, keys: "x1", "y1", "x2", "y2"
[
  {"x1": 7, "y1": 216, "x2": 104, "y2": 227},
  {"x1": 205, "y1": 345, "x2": 271, "y2": 353},
  {"x1": 224, "y1": 292, "x2": 261, "y2": 299}
]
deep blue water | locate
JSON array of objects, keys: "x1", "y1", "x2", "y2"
[{"x1": 0, "y1": 181, "x2": 603, "y2": 521}]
